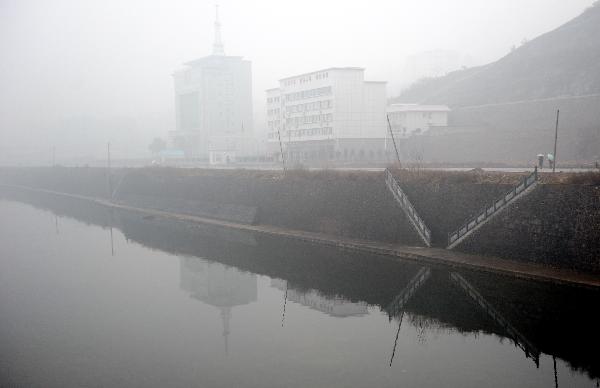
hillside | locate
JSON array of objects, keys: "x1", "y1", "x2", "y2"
[{"x1": 394, "y1": 4, "x2": 600, "y2": 107}]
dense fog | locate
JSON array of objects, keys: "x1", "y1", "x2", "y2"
[{"x1": 0, "y1": 0, "x2": 594, "y2": 164}]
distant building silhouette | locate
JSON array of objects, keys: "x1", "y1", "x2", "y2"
[
  {"x1": 170, "y1": 5, "x2": 253, "y2": 163},
  {"x1": 387, "y1": 104, "x2": 450, "y2": 138}
]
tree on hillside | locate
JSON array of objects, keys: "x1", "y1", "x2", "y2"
[{"x1": 149, "y1": 137, "x2": 167, "y2": 156}]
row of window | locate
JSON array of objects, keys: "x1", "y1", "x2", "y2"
[
  {"x1": 267, "y1": 108, "x2": 281, "y2": 116},
  {"x1": 287, "y1": 127, "x2": 333, "y2": 137},
  {"x1": 285, "y1": 100, "x2": 332, "y2": 114},
  {"x1": 282, "y1": 72, "x2": 330, "y2": 87},
  {"x1": 389, "y1": 112, "x2": 435, "y2": 120},
  {"x1": 267, "y1": 96, "x2": 281, "y2": 104},
  {"x1": 266, "y1": 126, "x2": 333, "y2": 139},
  {"x1": 287, "y1": 148, "x2": 388, "y2": 161},
  {"x1": 267, "y1": 119, "x2": 281, "y2": 129},
  {"x1": 285, "y1": 86, "x2": 332, "y2": 102},
  {"x1": 286, "y1": 113, "x2": 333, "y2": 127}
]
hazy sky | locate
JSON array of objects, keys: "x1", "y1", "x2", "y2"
[{"x1": 0, "y1": 0, "x2": 593, "y2": 161}]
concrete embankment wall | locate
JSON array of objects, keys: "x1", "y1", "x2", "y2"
[
  {"x1": 116, "y1": 168, "x2": 423, "y2": 245},
  {"x1": 0, "y1": 166, "x2": 125, "y2": 199},
  {"x1": 459, "y1": 183, "x2": 600, "y2": 273},
  {"x1": 390, "y1": 170, "x2": 522, "y2": 245},
  {"x1": 0, "y1": 167, "x2": 598, "y2": 272}
]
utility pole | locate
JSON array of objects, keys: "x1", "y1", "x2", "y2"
[
  {"x1": 276, "y1": 128, "x2": 286, "y2": 172},
  {"x1": 553, "y1": 109, "x2": 559, "y2": 173},
  {"x1": 386, "y1": 115, "x2": 402, "y2": 168},
  {"x1": 107, "y1": 142, "x2": 113, "y2": 199}
]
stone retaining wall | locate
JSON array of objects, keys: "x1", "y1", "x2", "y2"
[{"x1": 1, "y1": 167, "x2": 598, "y2": 272}]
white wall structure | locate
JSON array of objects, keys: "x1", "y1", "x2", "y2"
[
  {"x1": 387, "y1": 104, "x2": 450, "y2": 138},
  {"x1": 270, "y1": 279, "x2": 368, "y2": 318},
  {"x1": 170, "y1": 6, "x2": 253, "y2": 163},
  {"x1": 266, "y1": 68, "x2": 388, "y2": 164}
]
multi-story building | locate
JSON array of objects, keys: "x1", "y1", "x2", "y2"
[
  {"x1": 170, "y1": 6, "x2": 253, "y2": 163},
  {"x1": 387, "y1": 104, "x2": 450, "y2": 138},
  {"x1": 266, "y1": 68, "x2": 387, "y2": 164}
]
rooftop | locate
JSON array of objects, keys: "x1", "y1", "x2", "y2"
[{"x1": 279, "y1": 67, "x2": 365, "y2": 82}]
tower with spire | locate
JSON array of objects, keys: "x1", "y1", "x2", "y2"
[
  {"x1": 212, "y1": 4, "x2": 225, "y2": 56},
  {"x1": 170, "y1": 4, "x2": 254, "y2": 162},
  {"x1": 179, "y1": 257, "x2": 258, "y2": 355}
]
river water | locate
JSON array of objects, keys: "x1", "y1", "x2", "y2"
[{"x1": 0, "y1": 197, "x2": 598, "y2": 387}]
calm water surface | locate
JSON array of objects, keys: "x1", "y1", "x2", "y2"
[{"x1": 0, "y1": 197, "x2": 598, "y2": 387}]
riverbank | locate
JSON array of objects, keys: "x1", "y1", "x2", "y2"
[
  {"x1": 1, "y1": 166, "x2": 598, "y2": 275},
  {"x1": 1, "y1": 182, "x2": 599, "y2": 289}
]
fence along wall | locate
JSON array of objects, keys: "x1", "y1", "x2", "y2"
[
  {"x1": 447, "y1": 168, "x2": 539, "y2": 249},
  {"x1": 385, "y1": 169, "x2": 432, "y2": 246}
]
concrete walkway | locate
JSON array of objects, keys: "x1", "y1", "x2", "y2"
[{"x1": 3, "y1": 183, "x2": 599, "y2": 289}]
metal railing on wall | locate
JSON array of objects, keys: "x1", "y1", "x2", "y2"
[
  {"x1": 447, "y1": 167, "x2": 538, "y2": 249},
  {"x1": 385, "y1": 168, "x2": 432, "y2": 247}
]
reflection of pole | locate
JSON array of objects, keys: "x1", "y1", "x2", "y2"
[
  {"x1": 389, "y1": 311, "x2": 404, "y2": 367},
  {"x1": 109, "y1": 209, "x2": 115, "y2": 256},
  {"x1": 107, "y1": 142, "x2": 113, "y2": 199},
  {"x1": 553, "y1": 356, "x2": 558, "y2": 388},
  {"x1": 386, "y1": 115, "x2": 402, "y2": 168},
  {"x1": 281, "y1": 281, "x2": 288, "y2": 327},
  {"x1": 52, "y1": 146, "x2": 55, "y2": 166},
  {"x1": 110, "y1": 227, "x2": 115, "y2": 256},
  {"x1": 553, "y1": 109, "x2": 559, "y2": 173},
  {"x1": 221, "y1": 307, "x2": 231, "y2": 355}
]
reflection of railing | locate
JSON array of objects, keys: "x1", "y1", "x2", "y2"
[
  {"x1": 387, "y1": 267, "x2": 431, "y2": 318},
  {"x1": 447, "y1": 167, "x2": 538, "y2": 249},
  {"x1": 449, "y1": 272, "x2": 540, "y2": 367},
  {"x1": 385, "y1": 169, "x2": 432, "y2": 247}
]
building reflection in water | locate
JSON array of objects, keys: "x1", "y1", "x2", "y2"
[
  {"x1": 3, "y1": 188, "x2": 598, "y2": 382},
  {"x1": 179, "y1": 256, "x2": 257, "y2": 354},
  {"x1": 271, "y1": 279, "x2": 369, "y2": 317}
]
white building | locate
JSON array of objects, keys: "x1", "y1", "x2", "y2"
[
  {"x1": 266, "y1": 68, "x2": 387, "y2": 164},
  {"x1": 387, "y1": 104, "x2": 450, "y2": 138},
  {"x1": 170, "y1": 6, "x2": 253, "y2": 163}
]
